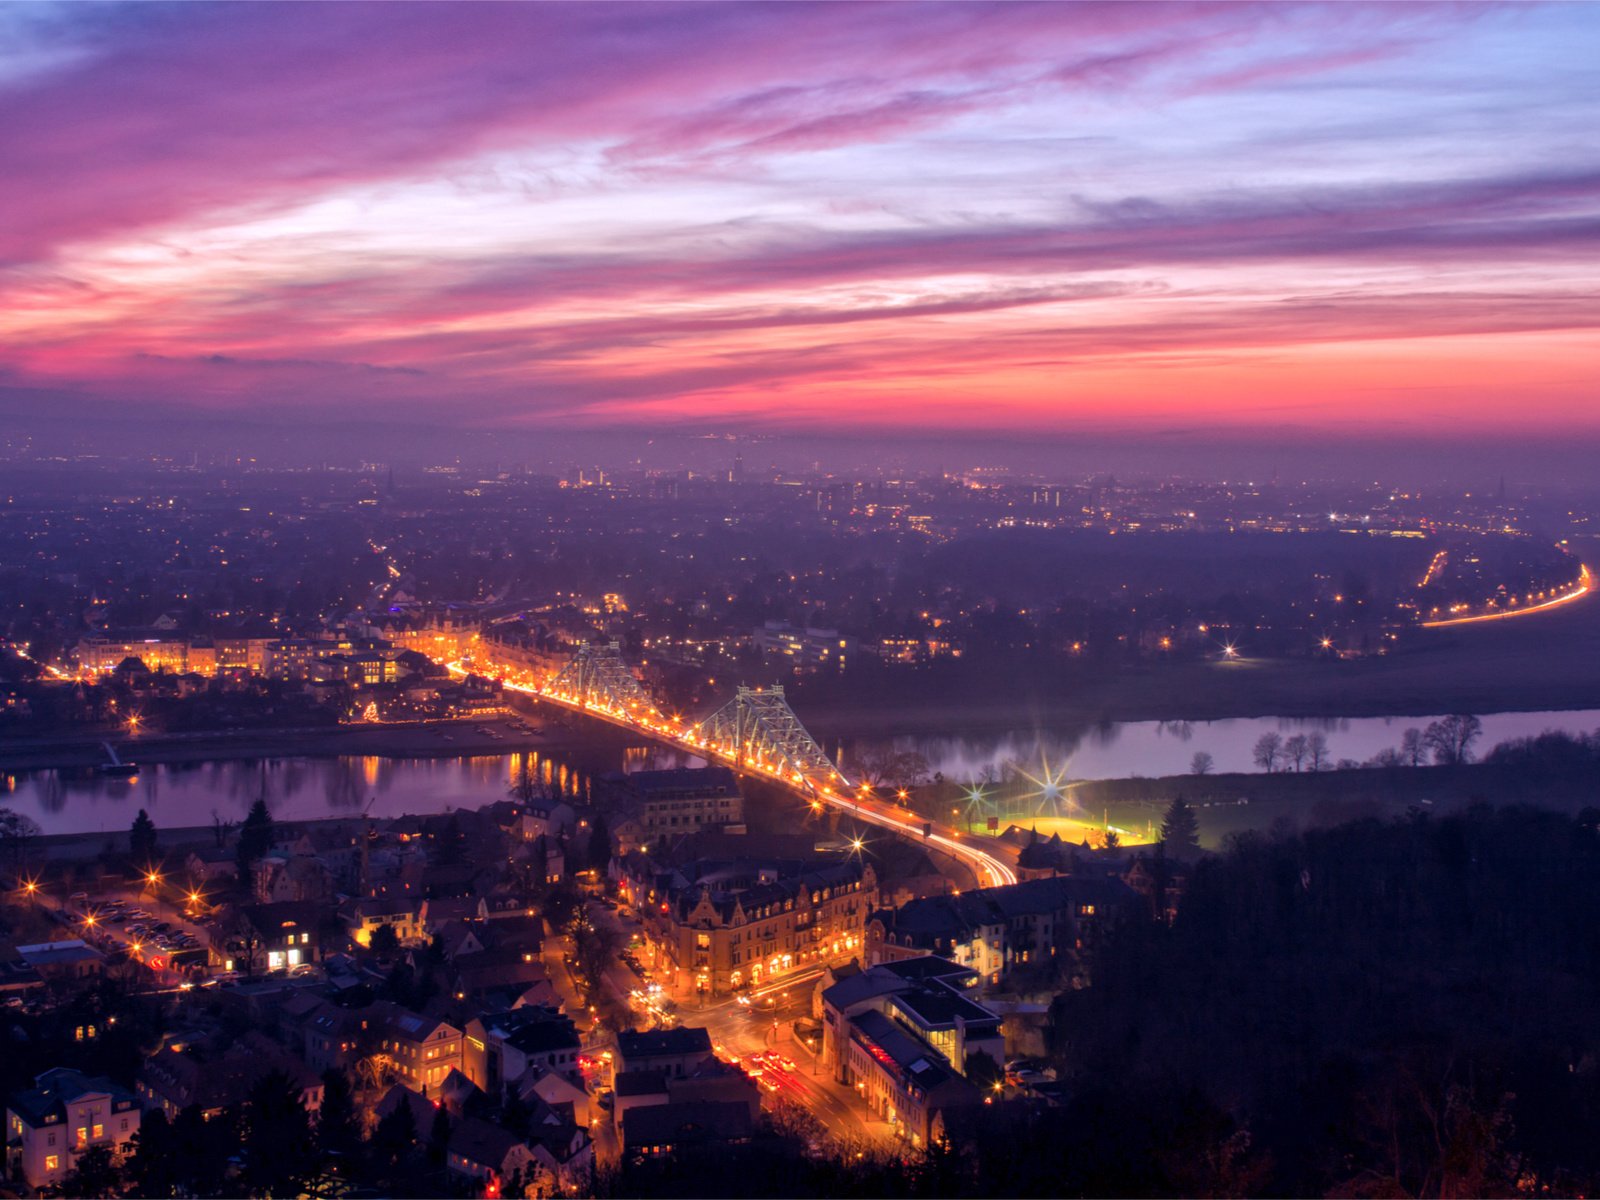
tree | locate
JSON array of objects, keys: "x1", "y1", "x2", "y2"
[
  {"x1": 1425, "y1": 714, "x2": 1484, "y2": 766},
  {"x1": 0, "y1": 806, "x2": 41, "y2": 876},
  {"x1": 241, "y1": 1071, "x2": 317, "y2": 1195},
  {"x1": 125, "y1": 1109, "x2": 178, "y2": 1197},
  {"x1": 509, "y1": 757, "x2": 540, "y2": 805},
  {"x1": 1284, "y1": 734, "x2": 1309, "y2": 772},
  {"x1": 1102, "y1": 828, "x2": 1121, "y2": 851},
  {"x1": 372, "y1": 1093, "x2": 417, "y2": 1167},
  {"x1": 1307, "y1": 732, "x2": 1331, "y2": 772},
  {"x1": 236, "y1": 797, "x2": 275, "y2": 881},
  {"x1": 1190, "y1": 751, "x2": 1214, "y2": 776},
  {"x1": 1160, "y1": 797, "x2": 1201, "y2": 859},
  {"x1": 587, "y1": 813, "x2": 614, "y2": 873},
  {"x1": 130, "y1": 808, "x2": 159, "y2": 864},
  {"x1": 60, "y1": 1143, "x2": 120, "y2": 1198},
  {"x1": 1400, "y1": 727, "x2": 1427, "y2": 767},
  {"x1": 426, "y1": 1106, "x2": 452, "y2": 1164},
  {"x1": 369, "y1": 922, "x2": 400, "y2": 954},
  {"x1": 316, "y1": 1068, "x2": 361, "y2": 1158},
  {"x1": 529, "y1": 833, "x2": 550, "y2": 886},
  {"x1": 433, "y1": 813, "x2": 465, "y2": 866},
  {"x1": 1253, "y1": 733, "x2": 1283, "y2": 773},
  {"x1": 966, "y1": 1048, "x2": 1004, "y2": 1091}
]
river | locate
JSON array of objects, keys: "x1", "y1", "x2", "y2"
[{"x1": 2, "y1": 708, "x2": 1596, "y2": 837}]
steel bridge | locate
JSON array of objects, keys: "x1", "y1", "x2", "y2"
[{"x1": 450, "y1": 643, "x2": 1015, "y2": 886}]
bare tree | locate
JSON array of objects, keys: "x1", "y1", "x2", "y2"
[
  {"x1": 1400, "y1": 728, "x2": 1427, "y2": 768},
  {"x1": 1307, "y1": 732, "x2": 1331, "y2": 772},
  {"x1": 1284, "y1": 734, "x2": 1310, "y2": 773},
  {"x1": 1424, "y1": 714, "x2": 1483, "y2": 765},
  {"x1": 1190, "y1": 751, "x2": 1215, "y2": 776},
  {"x1": 1253, "y1": 732, "x2": 1283, "y2": 773}
]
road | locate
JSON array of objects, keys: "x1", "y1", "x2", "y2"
[
  {"x1": 445, "y1": 655, "x2": 1012, "y2": 1148},
  {"x1": 446, "y1": 660, "x2": 1018, "y2": 888},
  {"x1": 1422, "y1": 563, "x2": 1593, "y2": 627}
]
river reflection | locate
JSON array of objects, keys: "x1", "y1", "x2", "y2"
[
  {"x1": 0, "y1": 741, "x2": 693, "y2": 836},
  {"x1": 844, "y1": 708, "x2": 1600, "y2": 785},
  {"x1": 6, "y1": 707, "x2": 1599, "y2": 837}
]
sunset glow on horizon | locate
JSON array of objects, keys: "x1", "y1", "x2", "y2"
[{"x1": 2, "y1": 1, "x2": 1596, "y2": 439}]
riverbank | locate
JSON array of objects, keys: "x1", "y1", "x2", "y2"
[
  {"x1": 795, "y1": 581, "x2": 1600, "y2": 738},
  {"x1": 1062, "y1": 759, "x2": 1600, "y2": 847},
  {"x1": 0, "y1": 712, "x2": 636, "y2": 773}
]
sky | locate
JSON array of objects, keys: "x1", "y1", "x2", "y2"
[{"x1": 1, "y1": 1, "x2": 1597, "y2": 453}]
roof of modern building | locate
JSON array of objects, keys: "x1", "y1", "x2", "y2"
[{"x1": 851, "y1": 1009, "x2": 972, "y2": 1095}]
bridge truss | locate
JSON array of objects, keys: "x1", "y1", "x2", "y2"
[
  {"x1": 547, "y1": 642, "x2": 660, "y2": 720},
  {"x1": 695, "y1": 685, "x2": 843, "y2": 793}
]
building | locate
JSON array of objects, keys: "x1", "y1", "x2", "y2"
[
  {"x1": 77, "y1": 636, "x2": 196, "y2": 675},
  {"x1": 346, "y1": 895, "x2": 427, "y2": 947},
  {"x1": 752, "y1": 621, "x2": 853, "y2": 670},
  {"x1": 136, "y1": 1035, "x2": 323, "y2": 1122},
  {"x1": 463, "y1": 1008, "x2": 582, "y2": 1095},
  {"x1": 608, "y1": 766, "x2": 745, "y2": 843},
  {"x1": 614, "y1": 1027, "x2": 713, "y2": 1078},
  {"x1": 225, "y1": 901, "x2": 329, "y2": 973},
  {"x1": 6, "y1": 1069, "x2": 141, "y2": 1189},
  {"x1": 617, "y1": 856, "x2": 875, "y2": 997},
  {"x1": 820, "y1": 957, "x2": 1003, "y2": 1145},
  {"x1": 620, "y1": 1099, "x2": 755, "y2": 1162},
  {"x1": 15, "y1": 940, "x2": 105, "y2": 983},
  {"x1": 865, "y1": 874, "x2": 1135, "y2": 985},
  {"x1": 373, "y1": 1003, "x2": 464, "y2": 1096}
]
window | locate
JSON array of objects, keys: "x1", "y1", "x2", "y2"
[
  {"x1": 92, "y1": 1124, "x2": 104, "y2": 1140},
  {"x1": 77, "y1": 1127, "x2": 88, "y2": 1146},
  {"x1": 120, "y1": 1118, "x2": 129, "y2": 1132},
  {"x1": 45, "y1": 1156, "x2": 59, "y2": 1172}
]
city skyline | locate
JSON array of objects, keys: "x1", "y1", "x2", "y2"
[{"x1": 3, "y1": 1, "x2": 1597, "y2": 448}]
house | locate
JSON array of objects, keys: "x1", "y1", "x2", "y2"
[
  {"x1": 605, "y1": 766, "x2": 745, "y2": 845},
  {"x1": 185, "y1": 845, "x2": 239, "y2": 885},
  {"x1": 371, "y1": 1003, "x2": 464, "y2": 1097},
  {"x1": 223, "y1": 900, "x2": 332, "y2": 973},
  {"x1": 347, "y1": 895, "x2": 426, "y2": 947},
  {"x1": 522, "y1": 1060, "x2": 591, "y2": 1121},
  {"x1": 15, "y1": 940, "x2": 105, "y2": 983},
  {"x1": 136, "y1": 1034, "x2": 323, "y2": 1121},
  {"x1": 6, "y1": 1069, "x2": 141, "y2": 1189},
  {"x1": 614, "y1": 1027, "x2": 713, "y2": 1078},
  {"x1": 620, "y1": 1099, "x2": 754, "y2": 1161},
  {"x1": 447, "y1": 1117, "x2": 539, "y2": 1191},
  {"x1": 865, "y1": 875, "x2": 1135, "y2": 985},
  {"x1": 464, "y1": 1008, "x2": 583, "y2": 1095}
]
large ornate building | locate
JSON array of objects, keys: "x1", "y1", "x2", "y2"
[{"x1": 616, "y1": 855, "x2": 876, "y2": 997}]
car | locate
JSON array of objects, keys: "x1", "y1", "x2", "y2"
[{"x1": 779, "y1": 1056, "x2": 797, "y2": 1072}]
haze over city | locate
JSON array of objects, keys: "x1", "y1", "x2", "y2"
[{"x1": 4, "y1": 4, "x2": 1600, "y2": 1199}]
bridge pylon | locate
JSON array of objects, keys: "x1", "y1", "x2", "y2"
[
  {"x1": 694, "y1": 684, "x2": 843, "y2": 793},
  {"x1": 548, "y1": 642, "x2": 660, "y2": 720}
]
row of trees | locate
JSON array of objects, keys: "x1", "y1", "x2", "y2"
[
  {"x1": 1249, "y1": 730, "x2": 1335, "y2": 773},
  {"x1": 1239, "y1": 714, "x2": 1487, "y2": 775}
]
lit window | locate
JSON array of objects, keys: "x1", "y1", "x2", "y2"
[
  {"x1": 45, "y1": 1156, "x2": 59, "y2": 1172},
  {"x1": 93, "y1": 1124, "x2": 104, "y2": 1140}
]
